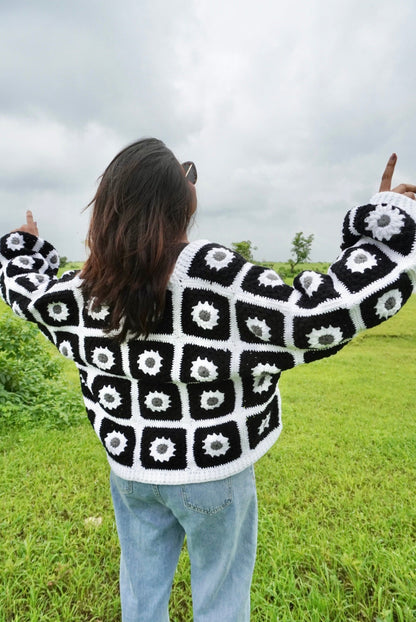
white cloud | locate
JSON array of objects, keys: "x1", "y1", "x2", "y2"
[{"x1": 1, "y1": 0, "x2": 415, "y2": 262}]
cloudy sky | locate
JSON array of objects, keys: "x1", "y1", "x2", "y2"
[{"x1": 1, "y1": 0, "x2": 415, "y2": 262}]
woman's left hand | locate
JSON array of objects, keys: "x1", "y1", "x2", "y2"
[{"x1": 13, "y1": 210, "x2": 39, "y2": 236}]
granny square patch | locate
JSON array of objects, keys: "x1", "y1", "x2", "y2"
[{"x1": 193, "y1": 421, "x2": 242, "y2": 468}]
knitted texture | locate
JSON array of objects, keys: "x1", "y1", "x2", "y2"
[{"x1": 1, "y1": 191, "x2": 416, "y2": 483}]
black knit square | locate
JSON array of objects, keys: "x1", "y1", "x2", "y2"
[
  {"x1": 15, "y1": 274, "x2": 50, "y2": 293},
  {"x1": 140, "y1": 427, "x2": 187, "y2": 469},
  {"x1": 188, "y1": 243, "x2": 245, "y2": 286},
  {"x1": 127, "y1": 340, "x2": 174, "y2": 381},
  {"x1": 359, "y1": 273, "x2": 413, "y2": 329},
  {"x1": 138, "y1": 381, "x2": 182, "y2": 421},
  {"x1": 85, "y1": 336, "x2": 124, "y2": 375},
  {"x1": 181, "y1": 288, "x2": 231, "y2": 340},
  {"x1": 99, "y1": 418, "x2": 136, "y2": 467},
  {"x1": 246, "y1": 398, "x2": 280, "y2": 450},
  {"x1": 91, "y1": 374, "x2": 132, "y2": 419},
  {"x1": 33, "y1": 289, "x2": 80, "y2": 327},
  {"x1": 193, "y1": 421, "x2": 242, "y2": 468},
  {"x1": 180, "y1": 344, "x2": 231, "y2": 383},
  {"x1": 331, "y1": 244, "x2": 396, "y2": 293},
  {"x1": 239, "y1": 350, "x2": 284, "y2": 407},
  {"x1": 293, "y1": 271, "x2": 341, "y2": 307},
  {"x1": 6, "y1": 255, "x2": 47, "y2": 278},
  {"x1": 54, "y1": 330, "x2": 82, "y2": 365},
  {"x1": 82, "y1": 300, "x2": 112, "y2": 329},
  {"x1": 236, "y1": 300, "x2": 285, "y2": 345},
  {"x1": 241, "y1": 265, "x2": 292, "y2": 301},
  {"x1": 292, "y1": 308, "x2": 355, "y2": 350},
  {"x1": 353, "y1": 203, "x2": 415, "y2": 256},
  {"x1": 187, "y1": 379, "x2": 236, "y2": 420}
]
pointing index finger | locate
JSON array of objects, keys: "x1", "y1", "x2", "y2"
[
  {"x1": 379, "y1": 153, "x2": 397, "y2": 192},
  {"x1": 26, "y1": 210, "x2": 35, "y2": 225}
]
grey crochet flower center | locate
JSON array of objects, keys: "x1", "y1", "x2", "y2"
[
  {"x1": 98, "y1": 353, "x2": 108, "y2": 363},
  {"x1": 251, "y1": 325, "x2": 263, "y2": 337},
  {"x1": 318, "y1": 334, "x2": 334, "y2": 345},
  {"x1": 145, "y1": 357, "x2": 155, "y2": 368},
  {"x1": 377, "y1": 214, "x2": 391, "y2": 227},
  {"x1": 199, "y1": 310, "x2": 211, "y2": 321},
  {"x1": 198, "y1": 366, "x2": 210, "y2": 378},
  {"x1": 385, "y1": 296, "x2": 396, "y2": 310},
  {"x1": 157, "y1": 444, "x2": 168, "y2": 454},
  {"x1": 152, "y1": 397, "x2": 163, "y2": 407},
  {"x1": 211, "y1": 441, "x2": 223, "y2": 451},
  {"x1": 207, "y1": 397, "x2": 218, "y2": 406},
  {"x1": 213, "y1": 251, "x2": 226, "y2": 261},
  {"x1": 354, "y1": 254, "x2": 368, "y2": 264},
  {"x1": 110, "y1": 438, "x2": 120, "y2": 448}
]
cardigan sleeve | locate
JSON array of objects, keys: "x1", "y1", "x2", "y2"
[
  {"x1": 0, "y1": 231, "x2": 61, "y2": 323},
  {"x1": 235, "y1": 191, "x2": 416, "y2": 367}
]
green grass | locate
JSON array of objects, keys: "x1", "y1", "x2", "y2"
[{"x1": 1, "y1": 293, "x2": 416, "y2": 620}]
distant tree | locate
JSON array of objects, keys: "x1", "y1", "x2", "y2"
[
  {"x1": 60, "y1": 256, "x2": 68, "y2": 268},
  {"x1": 288, "y1": 231, "x2": 314, "y2": 274},
  {"x1": 231, "y1": 240, "x2": 257, "y2": 262}
]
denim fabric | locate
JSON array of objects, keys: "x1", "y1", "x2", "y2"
[{"x1": 110, "y1": 466, "x2": 258, "y2": 622}]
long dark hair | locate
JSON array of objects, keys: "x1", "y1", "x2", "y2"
[{"x1": 81, "y1": 138, "x2": 195, "y2": 341}]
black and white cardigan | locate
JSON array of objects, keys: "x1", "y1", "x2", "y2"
[{"x1": 1, "y1": 191, "x2": 416, "y2": 484}]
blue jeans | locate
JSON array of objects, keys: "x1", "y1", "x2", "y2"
[{"x1": 110, "y1": 466, "x2": 258, "y2": 622}]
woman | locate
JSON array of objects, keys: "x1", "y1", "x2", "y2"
[{"x1": 1, "y1": 139, "x2": 416, "y2": 622}]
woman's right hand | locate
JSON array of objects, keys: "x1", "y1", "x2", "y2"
[
  {"x1": 379, "y1": 153, "x2": 416, "y2": 199},
  {"x1": 13, "y1": 210, "x2": 39, "y2": 236}
]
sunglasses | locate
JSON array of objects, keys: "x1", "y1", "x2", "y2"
[{"x1": 182, "y1": 161, "x2": 197, "y2": 185}]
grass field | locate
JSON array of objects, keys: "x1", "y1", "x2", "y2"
[{"x1": 1, "y1": 294, "x2": 416, "y2": 621}]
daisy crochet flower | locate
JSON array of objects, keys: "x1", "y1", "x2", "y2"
[
  {"x1": 86, "y1": 299, "x2": 110, "y2": 321},
  {"x1": 365, "y1": 204, "x2": 405, "y2": 241},
  {"x1": 190, "y1": 357, "x2": 218, "y2": 381},
  {"x1": 137, "y1": 350, "x2": 163, "y2": 376},
  {"x1": 13, "y1": 255, "x2": 35, "y2": 269},
  {"x1": 104, "y1": 431, "x2": 127, "y2": 456},
  {"x1": 98, "y1": 385, "x2": 123, "y2": 410},
  {"x1": 91, "y1": 346, "x2": 116, "y2": 371},
  {"x1": 47, "y1": 302, "x2": 70, "y2": 322},
  {"x1": 246, "y1": 317, "x2": 271, "y2": 341},
  {"x1": 59, "y1": 340, "x2": 74, "y2": 359},
  {"x1": 252, "y1": 363, "x2": 280, "y2": 394},
  {"x1": 149, "y1": 437, "x2": 176, "y2": 462},
  {"x1": 202, "y1": 433, "x2": 230, "y2": 457},
  {"x1": 6, "y1": 232, "x2": 25, "y2": 251},
  {"x1": 258, "y1": 270, "x2": 282, "y2": 287},
  {"x1": 306, "y1": 325, "x2": 343, "y2": 349},
  {"x1": 204, "y1": 247, "x2": 234, "y2": 270},
  {"x1": 191, "y1": 301, "x2": 219, "y2": 330},
  {"x1": 144, "y1": 391, "x2": 171, "y2": 412},
  {"x1": 345, "y1": 248, "x2": 378, "y2": 274},
  {"x1": 375, "y1": 289, "x2": 402, "y2": 319},
  {"x1": 299, "y1": 271, "x2": 323, "y2": 296},
  {"x1": 200, "y1": 390, "x2": 225, "y2": 410}
]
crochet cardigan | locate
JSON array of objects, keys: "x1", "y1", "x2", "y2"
[{"x1": 1, "y1": 191, "x2": 416, "y2": 484}]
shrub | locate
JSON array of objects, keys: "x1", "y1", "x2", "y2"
[{"x1": 0, "y1": 311, "x2": 84, "y2": 428}]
